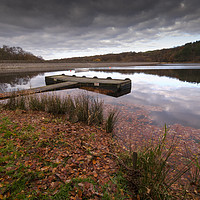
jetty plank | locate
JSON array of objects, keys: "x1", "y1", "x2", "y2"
[
  {"x1": 0, "y1": 75, "x2": 131, "y2": 99},
  {"x1": 33, "y1": 81, "x2": 78, "y2": 92},
  {"x1": 45, "y1": 75, "x2": 131, "y2": 92},
  {"x1": 0, "y1": 81, "x2": 78, "y2": 100}
]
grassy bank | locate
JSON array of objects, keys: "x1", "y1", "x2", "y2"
[
  {"x1": 0, "y1": 94, "x2": 199, "y2": 199},
  {"x1": 0, "y1": 106, "x2": 129, "y2": 199},
  {"x1": 3, "y1": 93, "x2": 119, "y2": 133},
  {"x1": 117, "y1": 126, "x2": 200, "y2": 199}
]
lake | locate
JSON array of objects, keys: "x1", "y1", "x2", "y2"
[{"x1": 0, "y1": 64, "x2": 200, "y2": 129}]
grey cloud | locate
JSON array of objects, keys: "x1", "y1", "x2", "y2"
[
  {"x1": 0, "y1": 0, "x2": 199, "y2": 59},
  {"x1": 1, "y1": 0, "x2": 199, "y2": 29}
]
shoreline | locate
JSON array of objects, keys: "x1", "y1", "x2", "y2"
[
  {"x1": 0, "y1": 62, "x2": 159, "y2": 74},
  {"x1": 1, "y1": 97, "x2": 199, "y2": 198}
]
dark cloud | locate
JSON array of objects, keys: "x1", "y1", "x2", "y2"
[{"x1": 0, "y1": 0, "x2": 199, "y2": 59}]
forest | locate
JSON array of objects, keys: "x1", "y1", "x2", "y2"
[
  {"x1": 1, "y1": 40, "x2": 200, "y2": 63},
  {"x1": 53, "y1": 40, "x2": 200, "y2": 63},
  {"x1": 0, "y1": 45, "x2": 43, "y2": 62}
]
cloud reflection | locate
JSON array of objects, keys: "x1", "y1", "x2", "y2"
[{"x1": 0, "y1": 68, "x2": 200, "y2": 128}]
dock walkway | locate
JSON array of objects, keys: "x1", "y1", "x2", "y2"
[{"x1": 0, "y1": 75, "x2": 131, "y2": 99}]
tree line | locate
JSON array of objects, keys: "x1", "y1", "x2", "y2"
[
  {"x1": 51, "y1": 40, "x2": 200, "y2": 63},
  {"x1": 1, "y1": 41, "x2": 200, "y2": 63},
  {"x1": 0, "y1": 45, "x2": 43, "y2": 62}
]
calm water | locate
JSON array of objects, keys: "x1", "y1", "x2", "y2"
[{"x1": 0, "y1": 64, "x2": 200, "y2": 129}]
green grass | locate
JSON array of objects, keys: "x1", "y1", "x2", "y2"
[
  {"x1": 117, "y1": 125, "x2": 199, "y2": 199},
  {"x1": 52, "y1": 177, "x2": 131, "y2": 200},
  {"x1": 2, "y1": 94, "x2": 199, "y2": 199},
  {"x1": 0, "y1": 113, "x2": 127, "y2": 199}
]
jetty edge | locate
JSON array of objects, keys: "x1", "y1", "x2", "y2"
[
  {"x1": 45, "y1": 74, "x2": 131, "y2": 95},
  {"x1": 0, "y1": 75, "x2": 131, "y2": 99}
]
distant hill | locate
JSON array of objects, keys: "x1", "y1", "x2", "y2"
[
  {"x1": 0, "y1": 45, "x2": 43, "y2": 62},
  {"x1": 51, "y1": 40, "x2": 200, "y2": 63},
  {"x1": 1, "y1": 41, "x2": 199, "y2": 63}
]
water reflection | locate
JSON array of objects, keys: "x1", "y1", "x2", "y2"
[
  {"x1": 45, "y1": 74, "x2": 132, "y2": 98},
  {"x1": 79, "y1": 87, "x2": 131, "y2": 97},
  {"x1": 120, "y1": 84, "x2": 200, "y2": 128},
  {"x1": 92, "y1": 69, "x2": 200, "y2": 84},
  {"x1": 0, "y1": 66, "x2": 200, "y2": 129},
  {"x1": 0, "y1": 72, "x2": 45, "y2": 92}
]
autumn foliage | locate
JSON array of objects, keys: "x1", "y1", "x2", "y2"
[
  {"x1": 0, "y1": 45, "x2": 43, "y2": 62},
  {"x1": 0, "y1": 108, "x2": 127, "y2": 199},
  {"x1": 1, "y1": 94, "x2": 200, "y2": 199},
  {"x1": 51, "y1": 40, "x2": 200, "y2": 63}
]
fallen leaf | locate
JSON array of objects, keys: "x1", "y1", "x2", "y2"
[
  {"x1": 78, "y1": 189, "x2": 82, "y2": 198},
  {"x1": 40, "y1": 166, "x2": 50, "y2": 171},
  {"x1": 93, "y1": 172, "x2": 98, "y2": 178},
  {"x1": 92, "y1": 160, "x2": 96, "y2": 165},
  {"x1": 78, "y1": 183, "x2": 84, "y2": 187}
]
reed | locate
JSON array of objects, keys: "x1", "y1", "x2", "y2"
[
  {"x1": 105, "y1": 108, "x2": 119, "y2": 133},
  {"x1": 3, "y1": 93, "x2": 108, "y2": 127},
  {"x1": 46, "y1": 95, "x2": 64, "y2": 115},
  {"x1": 74, "y1": 94, "x2": 104, "y2": 125},
  {"x1": 64, "y1": 96, "x2": 76, "y2": 121},
  {"x1": 88, "y1": 98, "x2": 103, "y2": 125},
  {"x1": 4, "y1": 92, "x2": 27, "y2": 110},
  {"x1": 118, "y1": 125, "x2": 196, "y2": 199},
  {"x1": 28, "y1": 95, "x2": 46, "y2": 111},
  {"x1": 74, "y1": 94, "x2": 90, "y2": 123}
]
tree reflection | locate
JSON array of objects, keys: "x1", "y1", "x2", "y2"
[
  {"x1": 92, "y1": 69, "x2": 200, "y2": 84},
  {"x1": 0, "y1": 72, "x2": 43, "y2": 92}
]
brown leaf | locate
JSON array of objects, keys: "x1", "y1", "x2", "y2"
[
  {"x1": 137, "y1": 194, "x2": 140, "y2": 200},
  {"x1": 92, "y1": 160, "x2": 96, "y2": 165},
  {"x1": 78, "y1": 189, "x2": 82, "y2": 198},
  {"x1": 40, "y1": 166, "x2": 50, "y2": 171},
  {"x1": 93, "y1": 173, "x2": 98, "y2": 178}
]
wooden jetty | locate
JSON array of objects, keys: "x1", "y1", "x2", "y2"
[
  {"x1": 0, "y1": 75, "x2": 131, "y2": 99},
  {"x1": 45, "y1": 75, "x2": 131, "y2": 92}
]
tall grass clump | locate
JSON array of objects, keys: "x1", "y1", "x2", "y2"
[
  {"x1": 88, "y1": 98, "x2": 103, "y2": 125},
  {"x1": 105, "y1": 108, "x2": 119, "y2": 133},
  {"x1": 74, "y1": 94, "x2": 90, "y2": 123},
  {"x1": 63, "y1": 96, "x2": 76, "y2": 121},
  {"x1": 118, "y1": 125, "x2": 195, "y2": 199},
  {"x1": 3, "y1": 93, "x2": 106, "y2": 127},
  {"x1": 4, "y1": 93, "x2": 18, "y2": 110},
  {"x1": 28, "y1": 95, "x2": 47, "y2": 111},
  {"x1": 17, "y1": 96, "x2": 26, "y2": 110},
  {"x1": 191, "y1": 157, "x2": 200, "y2": 193},
  {"x1": 46, "y1": 95, "x2": 64, "y2": 115},
  {"x1": 184, "y1": 146, "x2": 200, "y2": 197},
  {"x1": 4, "y1": 92, "x2": 27, "y2": 110},
  {"x1": 74, "y1": 94, "x2": 104, "y2": 125}
]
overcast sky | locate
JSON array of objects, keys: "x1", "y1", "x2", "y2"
[{"x1": 0, "y1": 0, "x2": 200, "y2": 60}]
